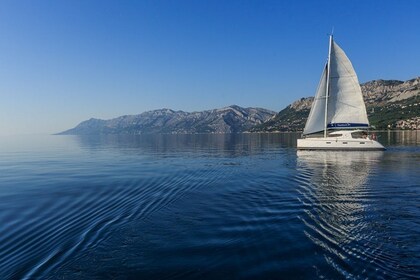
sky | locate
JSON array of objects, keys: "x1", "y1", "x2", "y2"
[{"x1": 0, "y1": 0, "x2": 419, "y2": 135}]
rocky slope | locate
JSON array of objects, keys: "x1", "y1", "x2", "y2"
[
  {"x1": 59, "y1": 105, "x2": 276, "y2": 135},
  {"x1": 251, "y1": 77, "x2": 420, "y2": 132}
]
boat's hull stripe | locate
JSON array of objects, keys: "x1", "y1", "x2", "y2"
[{"x1": 327, "y1": 123, "x2": 369, "y2": 128}]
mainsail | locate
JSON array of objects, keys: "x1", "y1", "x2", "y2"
[{"x1": 303, "y1": 37, "x2": 369, "y2": 136}]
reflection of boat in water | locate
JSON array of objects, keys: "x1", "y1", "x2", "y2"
[
  {"x1": 296, "y1": 150, "x2": 386, "y2": 277},
  {"x1": 297, "y1": 150, "x2": 383, "y2": 187},
  {"x1": 297, "y1": 35, "x2": 385, "y2": 150}
]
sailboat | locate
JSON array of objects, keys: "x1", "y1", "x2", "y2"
[{"x1": 297, "y1": 35, "x2": 385, "y2": 150}]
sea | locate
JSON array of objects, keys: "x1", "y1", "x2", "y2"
[{"x1": 0, "y1": 131, "x2": 419, "y2": 279}]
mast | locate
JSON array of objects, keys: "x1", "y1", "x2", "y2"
[{"x1": 323, "y1": 35, "x2": 333, "y2": 138}]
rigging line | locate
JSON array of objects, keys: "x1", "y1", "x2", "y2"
[{"x1": 334, "y1": 101, "x2": 363, "y2": 109}]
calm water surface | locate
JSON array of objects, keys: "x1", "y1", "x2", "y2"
[{"x1": 0, "y1": 132, "x2": 419, "y2": 279}]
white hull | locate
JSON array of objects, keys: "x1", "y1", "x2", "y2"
[{"x1": 297, "y1": 137, "x2": 385, "y2": 150}]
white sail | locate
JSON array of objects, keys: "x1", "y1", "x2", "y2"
[
  {"x1": 303, "y1": 37, "x2": 369, "y2": 135},
  {"x1": 327, "y1": 41, "x2": 369, "y2": 129},
  {"x1": 303, "y1": 64, "x2": 328, "y2": 135}
]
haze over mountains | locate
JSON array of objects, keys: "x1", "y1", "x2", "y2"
[{"x1": 59, "y1": 77, "x2": 419, "y2": 135}]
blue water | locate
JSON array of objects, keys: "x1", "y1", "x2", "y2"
[{"x1": 0, "y1": 132, "x2": 419, "y2": 279}]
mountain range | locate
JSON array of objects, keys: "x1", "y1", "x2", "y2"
[
  {"x1": 59, "y1": 105, "x2": 275, "y2": 135},
  {"x1": 59, "y1": 77, "x2": 419, "y2": 135}
]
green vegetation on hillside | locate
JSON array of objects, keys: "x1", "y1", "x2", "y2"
[
  {"x1": 367, "y1": 96, "x2": 419, "y2": 129},
  {"x1": 250, "y1": 106, "x2": 309, "y2": 132},
  {"x1": 251, "y1": 94, "x2": 419, "y2": 132}
]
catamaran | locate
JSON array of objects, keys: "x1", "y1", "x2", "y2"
[{"x1": 297, "y1": 35, "x2": 385, "y2": 150}]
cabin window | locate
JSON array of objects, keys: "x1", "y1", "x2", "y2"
[
  {"x1": 360, "y1": 142, "x2": 365, "y2": 144},
  {"x1": 328, "y1": 134, "x2": 342, "y2": 137},
  {"x1": 343, "y1": 142, "x2": 348, "y2": 144},
  {"x1": 352, "y1": 132, "x2": 369, "y2": 139},
  {"x1": 326, "y1": 142, "x2": 331, "y2": 144}
]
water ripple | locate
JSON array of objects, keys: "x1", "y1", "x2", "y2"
[
  {"x1": 296, "y1": 150, "x2": 419, "y2": 279},
  {"x1": 0, "y1": 134, "x2": 419, "y2": 279}
]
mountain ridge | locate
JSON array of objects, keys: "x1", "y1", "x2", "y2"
[
  {"x1": 59, "y1": 77, "x2": 419, "y2": 135},
  {"x1": 59, "y1": 105, "x2": 276, "y2": 135}
]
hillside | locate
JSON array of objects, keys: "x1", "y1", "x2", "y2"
[{"x1": 251, "y1": 77, "x2": 419, "y2": 132}]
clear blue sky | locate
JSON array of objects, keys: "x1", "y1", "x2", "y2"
[{"x1": 1, "y1": 0, "x2": 419, "y2": 135}]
